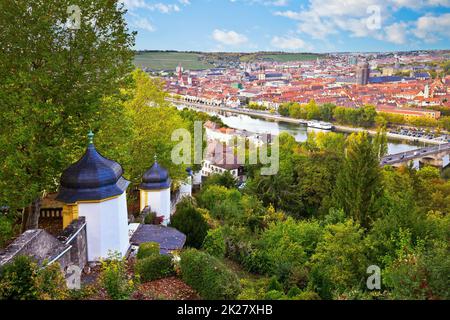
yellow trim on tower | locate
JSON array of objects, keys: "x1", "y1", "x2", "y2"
[{"x1": 62, "y1": 204, "x2": 79, "y2": 229}]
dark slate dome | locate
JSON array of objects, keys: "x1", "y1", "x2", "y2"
[
  {"x1": 56, "y1": 132, "x2": 130, "y2": 203},
  {"x1": 140, "y1": 160, "x2": 171, "y2": 190}
]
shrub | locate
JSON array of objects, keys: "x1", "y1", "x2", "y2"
[
  {"x1": 287, "y1": 286, "x2": 302, "y2": 298},
  {"x1": 135, "y1": 254, "x2": 174, "y2": 282},
  {"x1": 267, "y1": 277, "x2": 283, "y2": 292},
  {"x1": 33, "y1": 262, "x2": 68, "y2": 300},
  {"x1": 0, "y1": 216, "x2": 15, "y2": 248},
  {"x1": 170, "y1": 198, "x2": 209, "y2": 248},
  {"x1": 264, "y1": 290, "x2": 286, "y2": 300},
  {"x1": 0, "y1": 255, "x2": 38, "y2": 300},
  {"x1": 180, "y1": 249, "x2": 241, "y2": 300},
  {"x1": 137, "y1": 242, "x2": 160, "y2": 260},
  {"x1": 99, "y1": 252, "x2": 134, "y2": 300},
  {"x1": 0, "y1": 255, "x2": 68, "y2": 300},
  {"x1": 202, "y1": 228, "x2": 226, "y2": 258},
  {"x1": 144, "y1": 211, "x2": 163, "y2": 225}
]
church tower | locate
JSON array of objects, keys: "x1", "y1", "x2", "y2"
[
  {"x1": 139, "y1": 156, "x2": 172, "y2": 225},
  {"x1": 56, "y1": 131, "x2": 130, "y2": 261}
]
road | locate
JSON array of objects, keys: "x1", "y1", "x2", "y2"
[{"x1": 380, "y1": 143, "x2": 450, "y2": 166}]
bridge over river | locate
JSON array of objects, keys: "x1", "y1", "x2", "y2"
[{"x1": 381, "y1": 143, "x2": 450, "y2": 167}]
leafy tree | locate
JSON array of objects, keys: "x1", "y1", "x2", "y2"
[
  {"x1": 203, "y1": 171, "x2": 237, "y2": 189},
  {"x1": 308, "y1": 220, "x2": 368, "y2": 299},
  {"x1": 170, "y1": 197, "x2": 209, "y2": 248},
  {"x1": 0, "y1": 0, "x2": 135, "y2": 228},
  {"x1": 333, "y1": 132, "x2": 383, "y2": 228},
  {"x1": 124, "y1": 69, "x2": 193, "y2": 184}
]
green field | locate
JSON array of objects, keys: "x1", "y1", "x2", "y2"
[
  {"x1": 259, "y1": 53, "x2": 321, "y2": 62},
  {"x1": 134, "y1": 52, "x2": 214, "y2": 71}
]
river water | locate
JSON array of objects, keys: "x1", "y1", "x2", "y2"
[
  {"x1": 212, "y1": 111, "x2": 424, "y2": 155},
  {"x1": 179, "y1": 105, "x2": 450, "y2": 167}
]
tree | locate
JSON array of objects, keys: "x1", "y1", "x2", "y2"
[
  {"x1": 170, "y1": 197, "x2": 209, "y2": 248},
  {"x1": 308, "y1": 220, "x2": 368, "y2": 299},
  {"x1": 0, "y1": 0, "x2": 135, "y2": 228},
  {"x1": 333, "y1": 132, "x2": 383, "y2": 228},
  {"x1": 123, "y1": 69, "x2": 193, "y2": 184}
]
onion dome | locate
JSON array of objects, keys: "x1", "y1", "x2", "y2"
[
  {"x1": 56, "y1": 131, "x2": 130, "y2": 203},
  {"x1": 140, "y1": 156, "x2": 171, "y2": 190}
]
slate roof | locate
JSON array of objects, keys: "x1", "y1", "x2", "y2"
[
  {"x1": 140, "y1": 161, "x2": 171, "y2": 190},
  {"x1": 56, "y1": 139, "x2": 129, "y2": 204},
  {"x1": 130, "y1": 224, "x2": 186, "y2": 255}
]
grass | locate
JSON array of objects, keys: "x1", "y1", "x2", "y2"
[{"x1": 134, "y1": 52, "x2": 214, "y2": 71}]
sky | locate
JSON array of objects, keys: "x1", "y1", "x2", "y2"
[{"x1": 122, "y1": 0, "x2": 450, "y2": 53}]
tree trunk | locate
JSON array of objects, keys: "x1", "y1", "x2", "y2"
[{"x1": 25, "y1": 197, "x2": 42, "y2": 230}]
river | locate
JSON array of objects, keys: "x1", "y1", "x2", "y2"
[{"x1": 211, "y1": 111, "x2": 426, "y2": 155}]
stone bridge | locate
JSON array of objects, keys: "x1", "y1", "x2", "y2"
[{"x1": 381, "y1": 142, "x2": 450, "y2": 168}]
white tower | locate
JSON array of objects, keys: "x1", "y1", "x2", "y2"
[
  {"x1": 139, "y1": 156, "x2": 172, "y2": 225},
  {"x1": 56, "y1": 132, "x2": 130, "y2": 261}
]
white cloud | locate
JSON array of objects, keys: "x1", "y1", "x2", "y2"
[
  {"x1": 271, "y1": 36, "x2": 313, "y2": 50},
  {"x1": 384, "y1": 22, "x2": 408, "y2": 44},
  {"x1": 413, "y1": 13, "x2": 450, "y2": 42},
  {"x1": 131, "y1": 17, "x2": 156, "y2": 32},
  {"x1": 274, "y1": 0, "x2": 450, "y2": 44},
  {"x1": 122, "y1": 1, "x2": 182, "y2": 13},
  {"x1": 212, "y1": 29, "x2": 249, "y2": 46}
]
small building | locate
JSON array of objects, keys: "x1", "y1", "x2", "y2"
[
  {"x1": 139, "y1": 158, "x2": 172, "y2": 225},
  {"x1": 56, "y1": 132, "x2": 130, "y2": 261}
]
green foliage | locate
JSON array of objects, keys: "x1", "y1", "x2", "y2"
[
  {"x1": 137, "y1": 242, "x2": 160, "y2": 260},
  {"x1": 0, "y1": 0, "x2": 135, "y2": 213},
  {"x1": 202, "y1": 228, "x2": 226, "y2": 258},
  {"x1": 333, "y1": 105, "x2": 377, "y2": 127},
  {"x1": 99, "y1": 253, "x2": 134, "y2": 300},
  {"x1": 333, "y1": 132, "x2": 383, "y2": 228},
  {"x1": 0, "y1": 216, "x2": 15, "y2": 248},
  {"x1": 383, "y1": 239, "x2": 450, "y2": 300},
  {"x1": 170, "y1": 198, "x2": 209, "y2": 248},
  {"x1": 264, "y1": 290, "x2": 286, "y2": 300},
  {"x1": 180, "y1": 249, "x2": 241, "y2": 300},
  {"x1": 0, "y1": 256, "x2": 67, "y2": 300},
  {"x1": 203, "y1": 172, "x2": 237, "y2": 189},
  {"x1": 267, "y1": 277, "x2": 283, "y2": 291},
  {"x1": 33, "y1": 262, "x2": 68, "y2": 300},
  {"x1": 135, "y1": 254, "x2": 174, "y2": 282},
  {"x1": 252, "y1": 218, "x2": 322, "y2": 281},
  {"x1": 308, "y1": 220, "x2": 368, "y2": 299}
]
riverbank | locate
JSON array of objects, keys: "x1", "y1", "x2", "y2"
[{"x1": 169, "y1": 99, "x2": 448, "y2": 145}]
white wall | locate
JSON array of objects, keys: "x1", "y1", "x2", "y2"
[
  {"x1": 141, "y1": 188, "x2": 171, "y2": 225},
  {"x1": 78, "y1": 192, "x2": 130, "y2": 261}
]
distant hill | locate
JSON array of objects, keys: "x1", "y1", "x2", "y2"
[{"x1": 134, "y1": 51, "x2": 325, "y2": 71}]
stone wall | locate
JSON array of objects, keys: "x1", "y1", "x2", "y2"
[{"x1": 0, "y1": 218, "x2": 87, "y2": 271}]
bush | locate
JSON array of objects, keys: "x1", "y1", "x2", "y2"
[
  {"x1": 99, "y1": 252, "x2": 134, "y2": 300},
  {"x1": 0, "y1": 255, "x2": 37, "y2": 300},
  {"x1": 202, "y1": 228, "x2": 226, "y2": 258},
  {"x1": 180, "y1": 249, "x2": 241, "y2": 300},
  {"x1": 0, "y1": 255, "x2": 68, "y2": 300},
  {"x1": 264, "y1": 290, "x2": 286, "y2": 300},
  {"x1": 170, "y1": 198, "x2": 209, "y2": 248},
  {"x1": 135, "y1": 254, "x2": 174, "y2": 282},
  {"x1": 137, "y1": 242, "x2": 160, "y2": 260},
  {"x1": 0, "y1": 216, "x2": 15, "y2": 248},
  {"x1": 144, "y1": 211, "x2": 163, "y2": 225}
]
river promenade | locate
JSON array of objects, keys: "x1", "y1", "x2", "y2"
[{"x1": 168, "y1": 98, "x2": 446, "y2": 145}]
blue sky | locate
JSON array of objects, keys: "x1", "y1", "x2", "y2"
[{"x1": 122, "y1": 0, "x2": 450, "y2": 52}]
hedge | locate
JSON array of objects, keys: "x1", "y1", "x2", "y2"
[
  {"x1": 179, "y1": 249, "x2": 241, "y2": 300},
  {"x1": 135, "y1": 254, "x2": 174, "y2": 282},
  {"x1": 136, "y1": 242, "x2": 160, "y2": 260}
]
